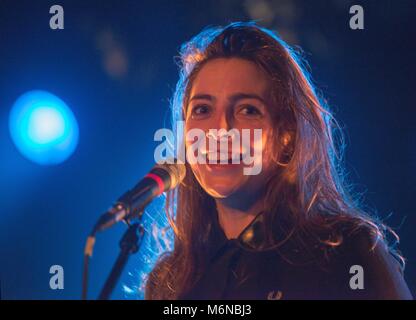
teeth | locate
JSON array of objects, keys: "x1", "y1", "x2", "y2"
[
  {"x1": 206, "y1": 154, "x2": 241, "y2": 164},
  {"x1": 202, "y1": 149, "x2": 246, "y2": 164}
]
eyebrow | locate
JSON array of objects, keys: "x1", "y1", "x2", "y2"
[{"x1": 189, "y1": 92, "x2": 266, "y2": 105}]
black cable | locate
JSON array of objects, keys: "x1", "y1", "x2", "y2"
[
  {"x1": 81, "y1": 234, "x2": 96, "y2": 300},
  {"x1": 82, "y1": 253, "x2": 90, "y2": 300}
]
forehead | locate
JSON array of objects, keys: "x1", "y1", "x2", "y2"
[{"x1": 190, "y1": 58, "x2": 271, "y2": 99}]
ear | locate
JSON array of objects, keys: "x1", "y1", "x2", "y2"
[
  {"x1": 278, "y1": 130, "x2": 295, "y2": 165},
  {"x1": 281, "y1": 131, "x2": 293, "y2": 147}
]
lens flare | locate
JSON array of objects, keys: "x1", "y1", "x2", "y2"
[{"x1": 9, "y1": 90, "x2": 79, "y2": 165}]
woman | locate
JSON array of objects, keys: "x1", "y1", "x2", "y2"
[{"x1": 145, "y1": 21, "x2": 412, "y2": 300}]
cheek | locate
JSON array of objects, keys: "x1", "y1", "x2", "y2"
[{"x1": 185, "y1": 118, "x2": 214, "y2": 132}]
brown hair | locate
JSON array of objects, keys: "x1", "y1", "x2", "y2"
[{"x1": 145, "y1": 21, "x2": 402, "y2": 300}]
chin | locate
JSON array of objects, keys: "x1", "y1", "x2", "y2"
[
  {"x1": 191, "y1": 166, "x2": 247, "y2": 199},
  {"x1": 201, "y1": 179, "x2": 242, "y2": 199}
]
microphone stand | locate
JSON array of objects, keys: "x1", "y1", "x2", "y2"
[{"x1": 98, "y1": 221, "x2": 144, "y2": 300}]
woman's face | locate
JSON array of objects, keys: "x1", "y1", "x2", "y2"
[{"x1": 184, "y1": 57, "x2": 275, "y2": 201}]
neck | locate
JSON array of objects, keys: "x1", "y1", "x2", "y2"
[{"x1": 215, "y1": 194, "x2": 264, "y2": 240}]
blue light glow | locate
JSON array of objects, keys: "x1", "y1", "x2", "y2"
[{"x1": 9, "y1": 90, "x2": 79, "y2": 165}]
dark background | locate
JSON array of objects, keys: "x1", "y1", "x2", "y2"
[{"x1": 0, "y1": 0, "x2": 415, "y2": 299}]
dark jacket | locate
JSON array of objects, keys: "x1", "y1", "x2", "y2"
[{"x1": 180, "y1": 211, "x2": 413, "y2": 300}]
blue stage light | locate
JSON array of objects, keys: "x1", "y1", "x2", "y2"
[{"x1": 9, "y1": 90, "x2": 79, "y2": 165}]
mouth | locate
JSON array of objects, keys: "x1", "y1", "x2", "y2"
[{"x1": 205, "y1": 152, "x2": 243, "y2": 165}]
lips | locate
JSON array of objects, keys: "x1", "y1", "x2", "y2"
[{"x1": 206, "y1": 152, "x2": 243, "y2": 164}]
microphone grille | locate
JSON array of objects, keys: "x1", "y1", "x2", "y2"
[{"x1": 154, "y1": 161, "x2": 186, "y2": 189}]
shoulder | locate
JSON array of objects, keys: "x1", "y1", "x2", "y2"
[{"x1": 328, "y1": 224, "x2": 413, "y2": 300}]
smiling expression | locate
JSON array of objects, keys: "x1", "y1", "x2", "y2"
[{"x1": 184, "y1": 57, "x2": 276, "y2": 199}]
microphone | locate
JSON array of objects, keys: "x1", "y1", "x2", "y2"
[
  {"x1": 82, "y1": 162, "x2": 185, "y2": 300},
  {"x1": 92, "y1": 162, "x2": 186, "y2": 234}
]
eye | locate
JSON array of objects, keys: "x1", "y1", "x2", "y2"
[
  {"x1": 190, "y1": 104, "x2": 211, "y2": 119},
  {"x1": 237, "y1": 104, "x2": 262, "y2": 117}
]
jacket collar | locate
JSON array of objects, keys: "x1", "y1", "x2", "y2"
[{"x1": 208, "y1": 210, "x2": 268, "y2": 261}]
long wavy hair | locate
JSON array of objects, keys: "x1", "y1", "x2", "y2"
[{"x1": 145, "y1": 21, "x2": 402, "y2": 300}]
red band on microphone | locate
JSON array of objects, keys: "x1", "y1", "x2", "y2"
[{"x1": 145, "y1": 173, "x2": 165, "y2": 195}]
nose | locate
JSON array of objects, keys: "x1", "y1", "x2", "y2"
[
  {"x1": 215, "y1": 109, "x2": 233, "y2": 131},
  {"x1": 206, "y1": 130, "x2": 235, "y2": 141},
  {"x1": 205, "y1": 110, "x2": 234, "y2": 140},
  {"x1": 203, "y1": 110, "x2": 234, "y2": 158}
]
